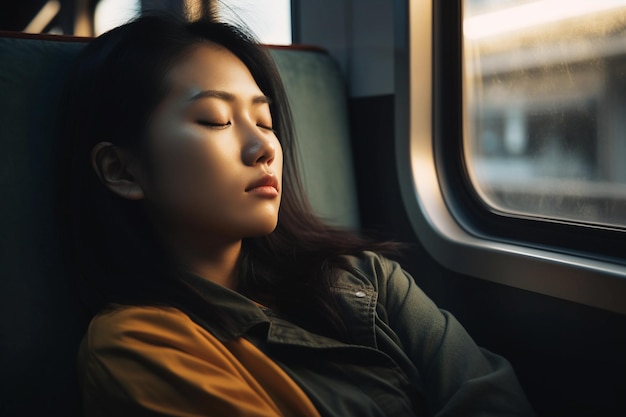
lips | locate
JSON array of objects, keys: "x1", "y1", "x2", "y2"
[{"x1": 245, "y1": 174, "x2": 279, "y2": 193}]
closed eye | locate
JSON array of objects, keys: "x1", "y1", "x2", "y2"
[
  {"x1": 257, "y1": 124, "x2": 276, "y2": 133},
  {"x1": 198, "y1": 120, "x2": 231, "y2": 129}
]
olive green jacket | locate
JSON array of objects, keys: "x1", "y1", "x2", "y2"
[{"x1": 180, "y1": 251, "x2": 536, "y2": 416}]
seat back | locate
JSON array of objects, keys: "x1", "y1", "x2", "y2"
[
  {"x1": 0, "y1": 33, "x2": 358, "y2": 416},
  {"x1": 270, "y1": 47, "x2": 360, "y2": 228},
  {"x1": 0, "y1": 34, "x2": 86, "y2": 417}
]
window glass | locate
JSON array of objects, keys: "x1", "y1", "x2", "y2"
[
  {"x1": 94, "y1": 0, "x2": 292, "y2": 45},
  {"x1": 463, "y1": 0, "x2": 626, "y2": 228},
  {"x1": 217, "y1": 0, "x2": 292, "y2": 45},
  {"x1": 94, "y1": 0, "x2": 140, "y2": 36}
]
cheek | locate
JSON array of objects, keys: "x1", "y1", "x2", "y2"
[
  {"x1": 273, "y1": 139, "x2": 284, "y2": 179},
  {"x1": 149, "y1": 134, "x2": 238, "y2": 218},
  {"x1": 276, "y1": 147, "x2": 284, "y2": 184}
]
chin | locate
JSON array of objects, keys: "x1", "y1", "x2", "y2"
[{"x1": 243, "y1": 218, "x2": 279, "y2": 237}]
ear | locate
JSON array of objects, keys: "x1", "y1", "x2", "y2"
[{"x1": 91, "y1": 142, "x2": 145, "y2": 200}]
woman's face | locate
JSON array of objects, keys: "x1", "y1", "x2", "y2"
[{"x1": 143, "y1": 42, "x2": 283, "y2": 243}]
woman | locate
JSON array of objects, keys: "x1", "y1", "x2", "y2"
[{"x1": 67, "y1": 14, "x2": 534, "y2": 417}]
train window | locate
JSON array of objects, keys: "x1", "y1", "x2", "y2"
[
  {"x1": 216, "y1": 0, "x2": 292, "y2": 45},
  {"x1": 399, "y1": 0, "x2": 626, "y2": 313},
  {"x1": 94, "y1": 0, "x2": 140, "y2": 35},
  {"x1": 463, "y1": 0, "x2": 626, "y2": 228},
  {"x1": 93, "y1": 0, "x2": 292, "y2": 44}
]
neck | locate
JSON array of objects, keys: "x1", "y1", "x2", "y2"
[
  {"x1": 172, "y1": 235, "x2": 243, "y2": 290},
  {"x1": 187, "y1": 242, "x2": 242, "y2": 289},
  {"x1": 151, "y1": 211, "x2": 244, "y2": 289}
]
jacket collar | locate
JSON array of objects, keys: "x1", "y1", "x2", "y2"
[
  {"x1": 178, "y1": 271, "x2": 270, "y2": 341},
  {"x1": 177, "y1": 265, "x2": 378, "y2": 347}
]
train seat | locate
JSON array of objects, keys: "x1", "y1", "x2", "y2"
[{"x1": 0, "y1": 32, "x2": 358, "y2": 416}]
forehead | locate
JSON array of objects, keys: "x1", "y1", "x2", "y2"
[{"x1": 165, "y1": 42, "x2": 264, "y2": 100}]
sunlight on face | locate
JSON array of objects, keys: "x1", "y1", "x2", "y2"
[{"x1": 145, "y1": 42, "x2": 283, "y2": 243}]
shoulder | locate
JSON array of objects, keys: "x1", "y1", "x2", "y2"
[
  {"x1": 87, "y1": 304, "x2": 193, "y2": 338},
  {"x1": 336, "y1": 251, "x2": 435, "y2": 317},
  {"x1": 77, "y1": 307, "x2": 297, "y2": 416},
  {"x1": 336, "y1": 250, "x2": 407, "y2": 291},
  {"x1": 78, "y1": 304, "x2": 236, "y2": 397},
  {"x1": 89, "y1": 303, "x2": 192, "y2": 328},
  {"x1": 82, "y1": 304, "x2": 217, "y2": 360}
]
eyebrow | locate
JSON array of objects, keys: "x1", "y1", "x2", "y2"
[{"x1": 188, "y1": 89, "x2": 272, "y2": 105}]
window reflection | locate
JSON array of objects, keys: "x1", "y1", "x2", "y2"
[{"x1": 464, "y1": 0, "x2": 626, "y2": 227}]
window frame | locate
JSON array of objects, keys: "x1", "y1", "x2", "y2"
[{"x1": 394, "y1": 0, "x2": 626, "y2": 315}]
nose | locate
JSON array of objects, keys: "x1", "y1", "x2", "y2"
[{"x1": 241, "y1": 126, "x2": 277, "y2": 167}]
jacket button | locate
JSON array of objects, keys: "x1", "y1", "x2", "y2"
[{"x1": 355, "y1": 291, "x2": 366, "y2": 298}]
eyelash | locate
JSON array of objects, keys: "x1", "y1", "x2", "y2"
[
  {"x1": 198, "y1": 121, "x2": 231, "y2": 129},
  {"x1": 198, "y1": 120, "x2": 275, "y2": 133},
  {"x1": 257, "y1": 124, "x2": 276, "y2": 133}
]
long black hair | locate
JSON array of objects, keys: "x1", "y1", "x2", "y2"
[{"x1": 66, "y1": 13, "x2": 398, "y2": 341}]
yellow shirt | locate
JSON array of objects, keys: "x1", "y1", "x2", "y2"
[{"x1": 78, "y1": 304, "x2": 322, "y2": 417}]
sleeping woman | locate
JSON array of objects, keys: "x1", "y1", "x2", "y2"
[{"x1": 67, "y1": 13, "x2": 535, "y2": 417}]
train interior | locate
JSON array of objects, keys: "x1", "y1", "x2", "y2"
[{"x1": 1, "y1": 1, "x2": 626, "y2": 416}]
